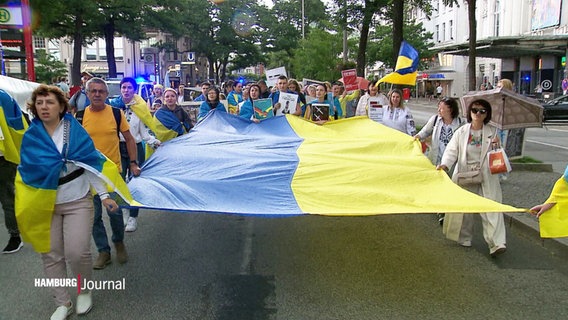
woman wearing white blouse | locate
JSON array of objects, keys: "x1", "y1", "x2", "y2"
[{"x1": 381, "y1": 89, "x2": 416, "y2": 136}]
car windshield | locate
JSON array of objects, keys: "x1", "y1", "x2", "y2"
[{"x1": 107, "y1": 82, "x2": 121, "y2": 99}]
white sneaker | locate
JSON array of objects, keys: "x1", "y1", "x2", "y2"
[
  {"x1": 51, "y1": 302, "x2": 73, "y2": 320},
  {"x1": 76, "y1": 291, "x2": 92, "y2": 315},
  {"x1": 125, "y1": 217, "x2": 137, "y2": 232}
]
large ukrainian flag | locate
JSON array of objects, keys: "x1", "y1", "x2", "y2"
[
  {"x1": 16, "y1": 114, "x2": 133, "y2": 253},
  {"x1": 378, "y1": 41, "x2": 419, "y2": 86},
  {"x1": 0, "y1": 89, "x2": 28, "y2": 164},
  {"x1": 538, "y1": 165, "x2": 568, "y2": 238},
  {"x1": 127, "y1": 110, "x2": 525, "y2": 216}
]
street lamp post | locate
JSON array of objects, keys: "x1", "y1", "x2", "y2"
[{"x1": 301, "y1": 0, "x2": 305, "y2": 39}]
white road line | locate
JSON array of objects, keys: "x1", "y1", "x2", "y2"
[
  {"x1": 526, "y1": 139, "x2": 568, "y2": 151},
  {"x1": 239, "y1": 218, "x2": 254, "y2": 275}
]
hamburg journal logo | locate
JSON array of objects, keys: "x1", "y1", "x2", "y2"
[{"x1": 34, "y1": 275, "x2": 125, "y2": 294}]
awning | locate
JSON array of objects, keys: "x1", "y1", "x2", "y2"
[{"x1": 430, "y1": 35, "x2": 568, "y2": 58}]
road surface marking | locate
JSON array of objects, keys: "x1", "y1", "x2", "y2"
[
  {"x1": 526, "y1": 139, "x2": 568, "y2": 151},
  {"x1": 240, "y1": 219, "x2": 254, "y2": 275}
]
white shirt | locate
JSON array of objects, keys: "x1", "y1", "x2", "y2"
[
  {"x1": 51, "y1": 120, "x2": 108, "y2": 204},
  {"x1": 119, "y1": 106, "x2": 160, "y2": 146}
]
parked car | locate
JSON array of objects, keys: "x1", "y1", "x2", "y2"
[
  {"x1": 105, "y1": 79, "x2": 153, "y2": 101},
  {"x1": 542, "y1": 95, "x2": 568, "y2": 122}
]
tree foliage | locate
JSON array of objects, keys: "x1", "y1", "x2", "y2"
[
  {"x1": 291, "y1": 28, "x2": 342, "y2": 81},
  {"x1": 34, "y1": 50, "x2": 68, "y2": 84}
]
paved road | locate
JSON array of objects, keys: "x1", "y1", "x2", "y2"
[{"x1": 2, "y1": 199, "x2": 568, "y2": 319}]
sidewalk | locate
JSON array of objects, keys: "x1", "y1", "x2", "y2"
[{"x1": 501, "y1": 170, "x2": 568, "y2": 254}]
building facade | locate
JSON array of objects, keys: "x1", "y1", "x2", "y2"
[{"x1": 411, "y1": 0, "x2": 568, "y2": 98}]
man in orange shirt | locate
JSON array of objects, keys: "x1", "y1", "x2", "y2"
[{"x1": 81, "y1": 78, "x2": 140, "y2": 269}]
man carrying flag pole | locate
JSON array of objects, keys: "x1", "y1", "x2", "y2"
[{"x1": 377, "y1": 41, "x2": 420, "y2": 87}]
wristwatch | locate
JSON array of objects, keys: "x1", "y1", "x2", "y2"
[{"x1": 130, "y1": 160, "x2": 139, "y2": 165}]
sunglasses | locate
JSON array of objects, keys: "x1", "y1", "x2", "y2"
[{"x1": 471, "y1": 108, "x2": 487, "y2": 114}]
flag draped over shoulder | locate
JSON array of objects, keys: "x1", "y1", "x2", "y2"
[
  {"x1": 153, "y1": 107, "x2": 183, "y2": 142},
  {"x1": 0, "y1": 89, "x2": 28, "y2": 164},
  {"x1": 378, "y1": 41, "x2": 419, "y2": 86},
  {"x1": 539, "y1": 166, "x2": 568, "y2": 238},
  {"x1": 127, "y1": 110, "x2": 525, "y2": 216},
  {"x1": 15, "y1": 114, "x2": 133, "y2": 253}
]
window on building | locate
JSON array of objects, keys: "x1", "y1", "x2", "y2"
[
  {"x1": 449, "y1": 20, "x2": 453, "y2": 40},
  {"x1": 114, "y1": 38, "x2": 124, "y2": 61},
  {"x1": 435, "y1": 25, "x2": 439, "y2": 42},
  {"x1": 494, "y1": 0, "x2": 500, "y2": 36},
  {"x1": 33, "y1": 36, "x2": 45, "y2": 49},
  {"x1": 98, "y1": 40, "x2": 107, "y2": 61},
  {"x1": 442, "y1": 22, "x2": 446, "y2": 42}
]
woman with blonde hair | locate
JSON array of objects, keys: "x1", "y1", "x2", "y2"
[{"x1": 381, "y1": 88, "x2": 416, "y2": 136}]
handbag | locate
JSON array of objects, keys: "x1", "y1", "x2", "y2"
[
  {"x1": 455, "y1": 163, "x2": 482, "y2": 186},
  {"x1": 488, "y1": 148, "x2": 512, "y2": 174}
]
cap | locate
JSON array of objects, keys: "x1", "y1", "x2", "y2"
[{"x1": 81, "y1": 71, "x2": 94, "y2": 79}]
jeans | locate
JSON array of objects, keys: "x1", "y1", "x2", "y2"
[
  {"x1": 92, "y1": 193, "x2": 124, "y2": 253},
  {"x1": 0, "y1": 157, "x2": 18, "y2": 236},
  {"x1": 119, "y1": 141, "x2": 145, "y2": 218}
]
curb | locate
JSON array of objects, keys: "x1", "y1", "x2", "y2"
[
  {"x1": 510, "y1": 162, "x2": 553, "y2": 172},
  {"x1": 505, "y1": 212, "x2": 568, "y2": 256}
]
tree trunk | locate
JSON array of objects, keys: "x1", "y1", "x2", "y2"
[
  {"x1": 356, "y1": 1, "x2": 376, "y2": 77},
  {"x1": 71, "y1": 17, "x2": 84, "y2": 86},
  {"x1": 392, "y1": 0, "x2": 404, "y2": 64},
  {"x1": 104, "y1": 20, "x2": 117, "y2": 79},
  {"x1": 467, "y1": 0, "x2": 477, "y2": 91}
]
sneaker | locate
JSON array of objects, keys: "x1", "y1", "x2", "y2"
[
  {"x1": 437, "y1": 213, "x2": 445, "y2": 226},
  {"x1": 3, "y1": 235, "x2": 23, "y2": 254},
  {"x1": 125, "y1": 217, "x2": 137, "y2": 232},
  {"x1": 459, "y1": 240, "x2": 472, "y2": 247},
  {"x1": 490, "y1": 245, "x2": 507, "y2": 257},
  {"x1": 76, "y1": 291, "x2": 92, "y2": 315},
  {"x1": 115, "y1": 242, "x2": 128, "y2": 264},
  {"x1": 50, "y1": 302, "x2": 73, "y2": 320},
  {"x1": 93, "y1": 252, "x2": 111, "y2": 270}
]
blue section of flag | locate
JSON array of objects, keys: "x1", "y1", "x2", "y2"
[
  {"x1": 396, "y1": 41, "x2": 419, "y2": 75},
  {"x1": 128, "y1": 110, "x2": 304, "y2": 214}
]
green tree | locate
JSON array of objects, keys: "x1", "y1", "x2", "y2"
[
  {"x1": 34, "y1": 50, "x2": 68, "y2": 84},
  {"x1": 291, "y1": 28, "x2": 342, "y2": 81},
  {"x1": 30, "y1": 0, "x2": 100, "y2": 85},
  {"x1": 92, "y1": 0, "x2": 152, "y2": 79}
]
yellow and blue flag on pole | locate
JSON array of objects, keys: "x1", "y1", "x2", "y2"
[
  {"x1": 378, "y1": 41, "x2": 419, "y2": 86},
  {"x1": 126, "y1": 110, "x2": 525, "y2": 216},
  {"x1": 15, "y1": 114, "x2": 133, "y2": 253},
  {"x1": 0, "y1": 89, "x2": 28, "y2": 164}
]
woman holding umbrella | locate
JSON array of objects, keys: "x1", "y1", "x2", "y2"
[{"x1": 436, "y1": 99, "x2": 507, "y2": 257}]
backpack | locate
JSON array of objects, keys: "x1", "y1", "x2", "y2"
[{"x1": 75, "y1": 107, "x2": 122, "y2": 137}]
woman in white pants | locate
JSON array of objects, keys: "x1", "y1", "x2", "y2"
[{"x1": 437, "y1": 98, "x2": 507, "y2": 257}]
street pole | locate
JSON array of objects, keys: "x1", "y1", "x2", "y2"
[
  {"x1": 21, "y1": 0, "x2": 35, "y2": 81},
  {"x1": 301, "y1": 0, "x2": 305, "y2": 39},
  {"x1": 0, "y1": 30, "x2": 5, "y2": 76}
]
